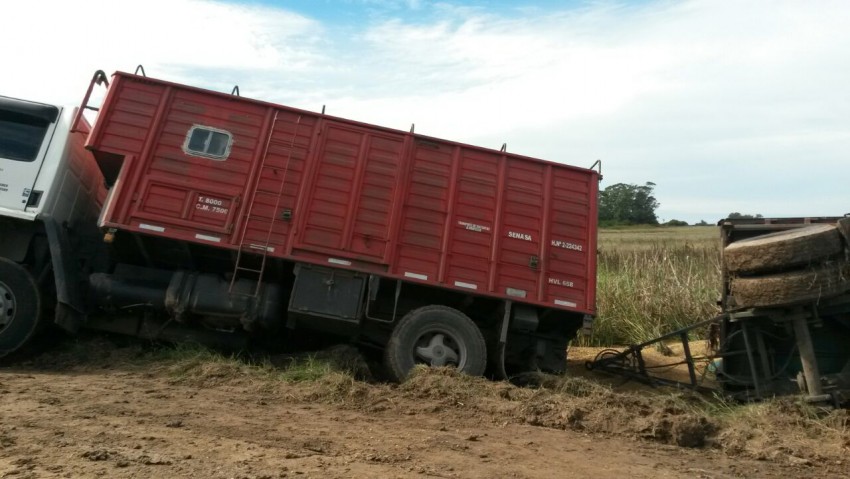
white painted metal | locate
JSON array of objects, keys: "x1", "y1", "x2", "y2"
[
  {"x1": 0, "y1": 97, "x2": 60, "y2": 215},
  {"x1": 1, "y1": 98, "x2": 103, "y2": 231}
]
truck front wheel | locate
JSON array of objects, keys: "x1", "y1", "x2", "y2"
[
  {"x1": 0, "y1": 258, "x2": 42, "y2": 358},
  {"x1": 384, "y1": 305, "x2": 487, "y2": 382}
]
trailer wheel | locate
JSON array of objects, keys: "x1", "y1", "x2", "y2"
[
  {"x1": 0, "y1": 258, "x2": 42, "y2": 358},
  {"x1": 730, "y1": 262, "x2": 850, "y2": 308},
  {"x1": 724, "y1": 224, "x2": 842, "y2": 274},
  {"x1": 384, "y1": 305, "x2": 487, "y2": 382}
]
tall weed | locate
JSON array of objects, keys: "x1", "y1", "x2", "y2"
[{"x1": 583, "y1": 226, "x2": 721, "y2": 346}]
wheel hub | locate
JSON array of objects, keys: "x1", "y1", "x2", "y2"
[
  {"x1": 415, "y1": 332, "x2": 462, "y2": 367},
  {"x1": 0, "y1": 280, "x2": 15, "y2": 330}
]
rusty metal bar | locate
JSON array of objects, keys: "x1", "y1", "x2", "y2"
[
  {"x1": 792, "y1": 315, "x2": 824, "y2": 397},
  {"x1": 681, "y1": 332, "x2": 697, "y2": 386},
  {"x1": 586, "y1": 315, "x2": 722, "y2": 393},
  {"x1": 740, "y1": 323, "x2": 762, "y2": 399}
]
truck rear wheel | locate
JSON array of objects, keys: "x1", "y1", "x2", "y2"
[
  {"x1": 0, "y1": 258, "x2": 42, "y2": 358},
  {"x1": 384, "y1": 305, "x2": 487, "y2": 382}
]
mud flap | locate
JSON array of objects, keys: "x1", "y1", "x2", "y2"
[
  {"x1": 489, "y1": 300, "x2": 511, "y2": 380},
  {"x1": 41, "y1": 216, "x2": 86, "y2": 332}
]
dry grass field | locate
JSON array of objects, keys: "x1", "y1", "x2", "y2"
[{"x1": 588, "y1": 225, "x2": 721, "y2": 346}]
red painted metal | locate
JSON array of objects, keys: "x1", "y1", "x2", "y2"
[
  {"x1": 70, "y1": 70, "x2": 109, "y2": 134},
  {"x1": 86, "y1": 72, "x2": 599, "y2": 314}
]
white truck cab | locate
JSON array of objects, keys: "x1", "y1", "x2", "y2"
[
  {"x1": 0, "y1": 96, "x2": 62, "y2": 218},
  {"x1": 0, "y1": 95, "x2": 106, "y2": 357},
  {"x1": 0, "y1": 96, "x2": 102, "y2": 223}
]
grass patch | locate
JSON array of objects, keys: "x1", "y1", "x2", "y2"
[
  {"x1": 144, "y1": 342, "x2": 362, "y2": 387},
  {"x1": 152, "y1": 343, "x2": 273, "y2": 386},
  {"x1": 277, "y1": 355, "x2": 337, "y2": 382},
  {"x1": 708, "y1": 397, "x2": 850, "y2": 459}
]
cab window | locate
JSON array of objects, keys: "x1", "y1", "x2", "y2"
[{"x1": 0, "y1": 110, "x2": 50, "y2": 162}]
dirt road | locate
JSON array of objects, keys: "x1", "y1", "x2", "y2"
[{"x1": 0, "y1": 340, "x2": 847, "y2": 478}]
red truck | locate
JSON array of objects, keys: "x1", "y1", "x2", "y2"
[{"x1": 0, "y1": 70, "x2": 599, "y2": 379}]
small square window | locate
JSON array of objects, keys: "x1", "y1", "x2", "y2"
[{"x1": 183, "y1": 125, "x2": 232, "y2": 160}]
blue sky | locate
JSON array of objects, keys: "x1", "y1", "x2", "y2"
[
  {"x1": 246, "y1": 1, "x2": 585, "y2": 22},
  {"x1": 3, "y1": 0, "x2": 848, "y2": 223}
]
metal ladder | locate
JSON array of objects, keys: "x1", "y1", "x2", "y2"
[{"x1": 229, "y1": 113, "x2": 302, "y2": 297}]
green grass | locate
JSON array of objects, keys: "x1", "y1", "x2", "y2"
[
  {"x1": 584, "y1": 225, "x2": 722, "y2": 346},
  {"x1": 146, "y1": 342, "x2": 348, "y2": 385}
]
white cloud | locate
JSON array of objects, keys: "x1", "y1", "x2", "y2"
[
  {"x1": 2, "y1": 0, "x2": 848, "y2": 223},
  {"x1": 0, "y1": 0, "x2": 323, "y2": 102}
]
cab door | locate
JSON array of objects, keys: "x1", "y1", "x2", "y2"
[{"x1": 0, "y1": 97, "x2": 60, "y2": 212}]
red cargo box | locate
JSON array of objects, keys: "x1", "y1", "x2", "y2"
[{"x1": 86, "y1": 72, "x2": 598, "y2": 315}]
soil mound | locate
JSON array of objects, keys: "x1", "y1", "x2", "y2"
[{"x1": 514, "y1": 377, "x2": 715, "y2": 448}]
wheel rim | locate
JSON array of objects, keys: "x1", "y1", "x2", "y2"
[
  {"x1": 413, "y1": 329, "x2": 467, "y2": 369},
  {"x1": 0, "y1": 280, "x2": 16, "y2": 332}
]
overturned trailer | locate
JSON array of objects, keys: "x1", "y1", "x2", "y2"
[
  {"x1": 589, "y1": 216, "x2": 850, "y2": 404},
  {"x1": 718, "y1": 217, "x2": 850, "y2": 403}
]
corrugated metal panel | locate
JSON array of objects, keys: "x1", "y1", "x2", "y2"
[
  {"x1": 91, "y1": 79, "x2": 162, "y2": 156},
  {"x1": 348, "y1": 132, "x2": 403, "y2": 258},
  {"x1": 393, "y1": 141, "x2": 453, "y2": 280},
  {"x1": 545, "y1": 168, "x2": 597, "y2": 311},
  {"x1": 444, "y1": 147, "x2": 499, "y2": 292},
  {"x1": 241, "y1": 110, "x2": 314, "y2": 255},
  {"x1": 294, "y1": 122, "x2": 403, "y2": 262},
  {"x1": 88, "y1": 72, "x2": 599, "y2": 314},
  {"x1": 495, "y1": 158, "x2": 545, "y2": 301}
]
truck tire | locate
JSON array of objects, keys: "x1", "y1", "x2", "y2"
[
  {"x1": 0, "y1": 258, "x2": 43, "y2": 358},
  {"x1": 724, "y1": 224, "x2": 842, "y2": 274},
  {"x1": 730, "y1": 262, "x2": 850, "y2": 308},
  {"x1": 384, "y1": 305, "x2": 487, "y2": 382}
]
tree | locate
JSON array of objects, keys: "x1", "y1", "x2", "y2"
[
  {"x1": 664, "y1": 219, "x2": 689, "y2": 226},
  {"x1": 727, "y1": 212, "x2": 763, "y2": 219},
  {"x1": 598, "y1": 182, "x2": 659, "y2": 225}
]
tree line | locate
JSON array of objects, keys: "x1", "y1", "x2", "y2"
[
  {"x1": 598, "y1": 182, "x2": 660, "y2": 226},
  {"x1": 598, "y1": 182, "x2": 757, "y2": 226}
]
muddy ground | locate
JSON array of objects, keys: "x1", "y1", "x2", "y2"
[{"x1": 1, "y1": 336, "x2": 848, "y2": 478}]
